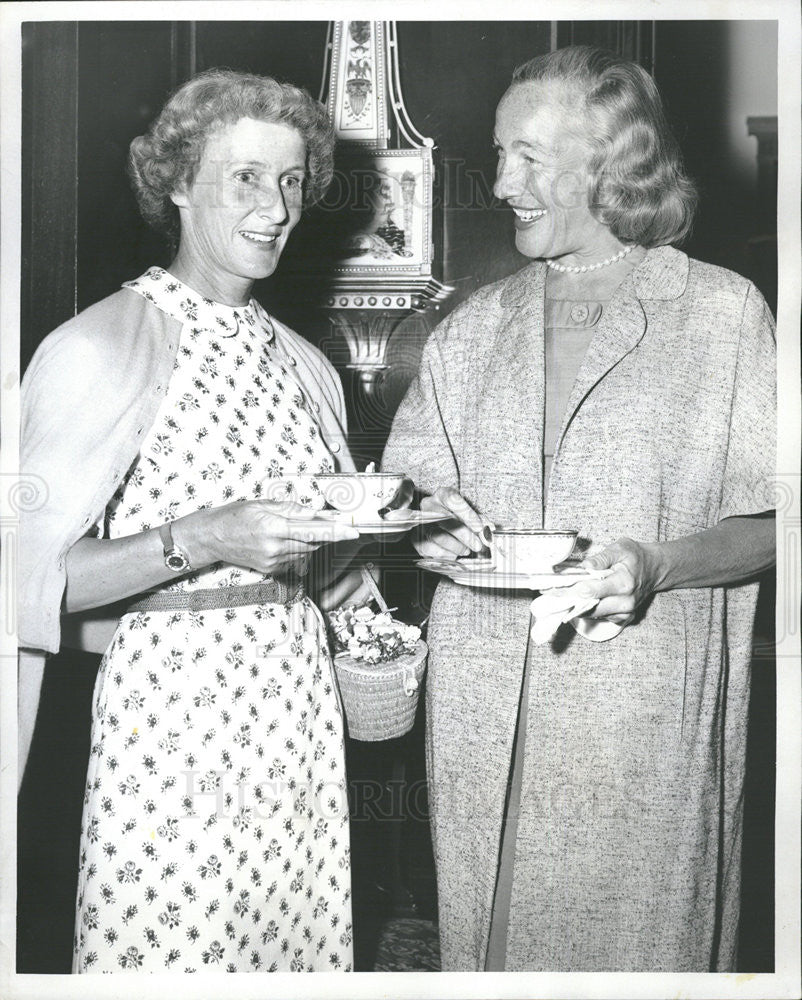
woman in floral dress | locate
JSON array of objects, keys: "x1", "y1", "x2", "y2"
[{"x1": 20, "y1": 69, "x2": 370, "y2": 973}]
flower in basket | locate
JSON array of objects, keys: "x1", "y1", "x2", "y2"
[
  {"x1": 327, "y1": 602, "x2": 428, "y2": 741},
  {"x1": 327, "y1": 604, "x2": 422, "y2": 666}
]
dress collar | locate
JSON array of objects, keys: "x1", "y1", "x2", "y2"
[{"x1": 123, "y1": 266, "x2": 274, "y2": 341}]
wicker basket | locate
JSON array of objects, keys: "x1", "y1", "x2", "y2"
[{"x1": 333, "y1": 641, "x2": 428, "y2": 742}]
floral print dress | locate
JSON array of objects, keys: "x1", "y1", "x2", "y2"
[{"x1": 72, "y1": 268, "x2": 352, "y2": 973}]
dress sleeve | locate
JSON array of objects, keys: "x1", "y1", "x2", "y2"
[
  {"x1": 381, "y1": 312, "x2": 462, "y2": 495},
  {"x1": 718, "y1": 282, "x2": 777, "y2": 521}
]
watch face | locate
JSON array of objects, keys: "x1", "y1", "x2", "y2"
[{"x1": 166, "y1": 551, "x2": 189, "y2": 572}]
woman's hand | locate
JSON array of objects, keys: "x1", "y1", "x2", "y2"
[
  {"x1": 576, "y1": 536, "x2": 661, "y2": 625},
  {"x1": 573, "y1": 516, "x2": 774, "y2": 628},
  {"x1": 178, "y1": 499, "x2": 359, "y2": 576},
  {"x1": 65, "y1": 499, "x2": 359, "y2": 614},
  {"x1": 414, "y1": 487, "x2": 491, "y2": 560}
]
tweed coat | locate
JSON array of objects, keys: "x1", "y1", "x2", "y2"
[{"x1": 381, "y1": 245, "x2": 776, "y2": 972}]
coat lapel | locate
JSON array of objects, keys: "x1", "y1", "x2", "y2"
[
  {"x1": 553, "y1": 277, "x2": 647, "y2": 461},
  {"x1": 465, "y1": 263, "x2": 547, "y2": 526},
  {"x1": 460, "y1": 247, "x2": 689, "y2": 528},
  {"x1": 552, "y1": 245, "x2": 689, "y2": 463}
]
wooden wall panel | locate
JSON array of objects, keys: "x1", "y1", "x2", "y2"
[
  {"x1": 76, "y1": 22, "x2": 178, "y2": 312},
  {"x1": 397, "y1": 21, "x2": 552, "y2": 293},
  {"x1": 194, "y1": 20, "x2": 328, "y2": 93},
  {"x1": 21, "y1": 22, "x2": 79, "y2": 371}
]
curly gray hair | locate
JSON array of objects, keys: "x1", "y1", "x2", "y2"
[{"x1": 129, "y1": 68, "x2": 335, "y2": 242}]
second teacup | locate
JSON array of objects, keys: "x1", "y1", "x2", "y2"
[{"x1": 489, "y1": 528, "x2": 578, "y2": 574}]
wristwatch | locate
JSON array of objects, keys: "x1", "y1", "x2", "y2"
[{"x1": 160, "y1": 522, "x2": 192, "y2": 573}]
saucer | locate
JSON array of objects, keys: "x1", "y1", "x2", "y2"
[
  {"x1": 450, "y1": 569, "x2": 593, "y2": 591},
  {"x1": 300, "y1": 509, "x2": 449, "y2": 535},
  {"x1": 415, "y1": 558, "x2": 605, "y2": 591}
]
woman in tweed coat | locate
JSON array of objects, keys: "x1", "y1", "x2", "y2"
[{"x1": 382, "y1": 47, "x2": 776, "y2": 972}]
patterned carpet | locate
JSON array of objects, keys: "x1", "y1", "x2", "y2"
[{"x1": 373, "y1": 918, "x2": 440, "y2": 971}]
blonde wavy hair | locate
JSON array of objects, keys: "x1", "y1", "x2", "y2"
[
  {"x1": 129, "y1": 68, "x2": 335, "y2": 242},
  {"x1": 512, "y1": 46, "x2": 698, "y2": 247}
]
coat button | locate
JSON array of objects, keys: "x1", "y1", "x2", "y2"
[
  {"x1": 330, "y1": 442, "x2": 341, "y2": 453},
  {"x1": 570, "y1": 303, "x2": 589, "y2": 323},
  {"x1": 313, "y1": 401, "x2": 321, "y2": 413},
  {"x1": 287, "y1": 356, "x2": 297, "y2": 366}
]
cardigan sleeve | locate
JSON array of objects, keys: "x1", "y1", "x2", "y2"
[
  {"x1": 19, "y1": 292, "x2": 178, "y2": 653},
  {"x1": 19, "y1": 328, "x2": 122, "y2": 652},
  {"x1": 271, "y1": 319, "x2": 356, "y2": 474},
  {"x1": 717, "y1": 282, "x2": 777, "y2": 521}
]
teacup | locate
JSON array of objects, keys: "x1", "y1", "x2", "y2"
[
  {"x1": 489, "y1": 528, "x2": 578, "y2": 574},
  {"x1": 313, "y1": 472, "x2": 406, "y2": 520}
]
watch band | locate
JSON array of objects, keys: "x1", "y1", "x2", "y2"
[{"x1": 160, "y1": 521, "x2": 192, "y2": 573}]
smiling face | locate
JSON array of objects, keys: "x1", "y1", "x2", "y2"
[
  {"x1": 170, "y1": 117, "x2": 306, "y2": 304},
  {"x1": 493, "y1": 83, "x2": 621, "y2": 265}
]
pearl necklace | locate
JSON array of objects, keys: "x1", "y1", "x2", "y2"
[{"x1": 546, "y1": 244, "x2": 635, "y2": 273}]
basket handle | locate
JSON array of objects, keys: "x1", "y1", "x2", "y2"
[{"x1": 360, "y1": 563, "x2": 390, "y2": 614}]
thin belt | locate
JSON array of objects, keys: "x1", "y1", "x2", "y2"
[{"x1": 127, "y1": 578, "x2": 305, "y2": 614}]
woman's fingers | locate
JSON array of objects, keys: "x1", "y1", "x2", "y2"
[
  {"x1": 575, "y1": 536, "x2": 663, "y2": 623},
  {"x1": 604, "y1": 612, "x2": 636, "y2": 627},
  {"x1": 585, "y1": 595, "x2": 637, "y2": 620},
  {"x1": 284, "y1": 521, "x2": 359, "y2": 545},
  {"x1": 253, "y1": 500, "x2": 359, "y2": 543},
  {"x1": 429, "y1": 487, "x2": 488, "y2": 530},
  {"x1": 449, "y1": 521, "x2": 487, "y2": 553},
  {"x1": 253, "y1": 498, "x2": 318, "y2": 521},
  {"x1": 416, "y1": 528, "x2": 474, "y2": 560},
  {"x1": 415, "y1": 521, "x2": 484, "y2": 558},
  {"x1": 419, "y1": 487, "x2": 489, "y2": 554},
  {"x1": 382, "y1": 508, "x2": 414, "y2": 522},
  {"x1": 198, "y1": 499, "x2": 359, "y2": 574},
  {"x1": 573, "y1": 559, "x2": 639, "y2": 620}
]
